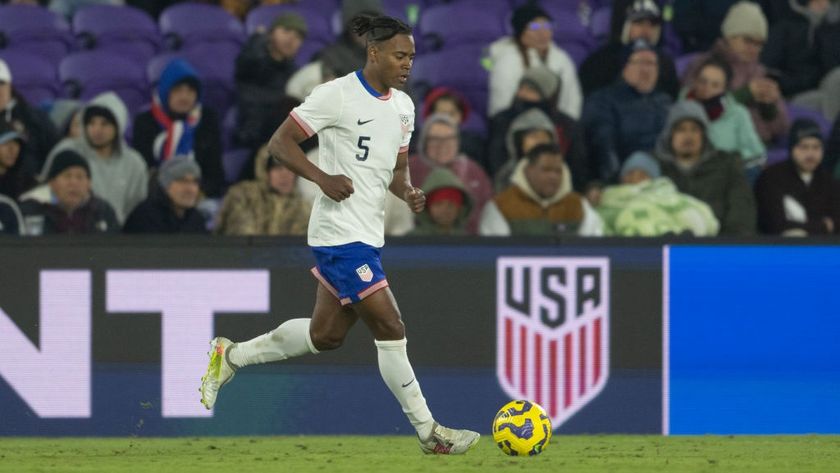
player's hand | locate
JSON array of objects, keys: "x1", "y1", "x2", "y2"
[
  {"x1": 318, "y1": 174, "x2": 354, "y2": 202},
  {"x1": 405, "y1": 187, "x2": 426, "y2": 213}
]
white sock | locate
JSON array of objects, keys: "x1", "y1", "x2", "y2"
[
  {"x1": 375, "y1": 338, "x2": 435, "y2": 439},
  {"x1": 228, "y1": 318, "x2": 318, "y2": 368}
]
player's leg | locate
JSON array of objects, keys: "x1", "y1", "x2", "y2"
[{"x1": 353, "y1": 288, "x2": 480, "y2": 454}]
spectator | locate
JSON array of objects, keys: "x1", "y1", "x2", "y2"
[
  {"x1": 597, "y1": 151, "x2": 720, "y2": 236},
  {"x1": 215, "y1": 148, "x2": 311, "y2": 236},
  {"x1": 488, "y1": 66, "x2": 589, "y2": 190},
  {"x1": 579, "y1": 0, "x2": 680, "y2": 99},
  {"x1": 493, "y1": 107, "x2": 563, "y2": 192},
  {"x1": 683, "y1": 1, "x2": 790, "y2": 145},
  {"x1": 235, "y1": 13, "x2": 307, "y2": 151},
  {"x1": 582, "y1": 39, "x2": 672, "y2": 183},
  {"x1": 755, "y1": 118, "x2": 840, "y2": 235},
  {"x1": 123, "y1": 157, "x2": 207, "y2": 234},
  {"x1": 673, "y1": 0, "x2": 740, "y2": 53},
  {"x1": 410, "y1": 167, "x2": 472, "y2": 236},
  {"x1": 488, "y1": 3, "x2": 583, "y2": 119},
  {"x1": 0, "y1": 122, "x2": 37, "y2": 199},
  {"x1": 0, "y1": 193, "x2": 23, "y2": 235},
  {"x1": 19, "y1": 150, "x2": 119, "y2": 235},
  {"x1": 0, "y1": 58, "x2": 60, "y2": 172},
  {"x1": 43, "y1": 92, "x2": 147, "y2": 224},
  {"x1": 787, "y1": 1, "x2": 840, "y2": 121},
  {"x1": 133, "y1": 59, "x2": 224, "y2": 197},
  {"x1": 480, "y1": 143, "x2": 604, "y2": 237},
  {"x1": 683, "y1": 56, "x2": 766, "y2": 168},
  {"x1": 421, "y1": 86, "x2": 486, "y2": 165},
  {"x1": 655, "y1": 101, "x2": 756, "y2": 235},
  {"x1": 409, "y1": 114, "x2": 492, "y2": 234}
]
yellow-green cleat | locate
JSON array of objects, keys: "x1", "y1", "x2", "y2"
[{"x1": 199, "y1": 337, "x2": 236, "y2": 410}]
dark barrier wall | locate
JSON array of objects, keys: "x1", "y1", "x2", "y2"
[{"x1": 0, "y1": 237, "x2": 664, "y2": 436}]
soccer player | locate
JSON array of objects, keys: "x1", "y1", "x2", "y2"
[{"x1": 199, "y1": 15, "x2": 480, "y2": 455}]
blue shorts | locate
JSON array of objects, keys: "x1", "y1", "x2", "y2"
[{"x1": 310, "y1": 242, "x2": 389, "y2": 305}]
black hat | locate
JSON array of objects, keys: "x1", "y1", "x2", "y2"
[
  {"x1": 48, "y1": 150, "x2": 91, "y2": 181},
  {"x1": 511, "y1": 3, "x2": 552, "y2": 40},
  {"x1": 83, "y1": 105, "x2": 118, "y2": 128},
  {"x1": 788, "y1": 118, "x2": 824, "y2": 153}
]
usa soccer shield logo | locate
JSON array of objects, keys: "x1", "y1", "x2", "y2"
[
  {"x1": 496, "y1": 257, "x2": 610, "y2": 429},
  {"x1": 356, "y1": 264, "x2": 373, "y2": 282}
]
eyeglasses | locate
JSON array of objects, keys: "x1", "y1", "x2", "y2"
[
  {"x1": 527, "y1": 20, "x2": 553, "y2": 31},
  {"x1": 427, "y1": 135, "x2": 458, "y2": 144}
]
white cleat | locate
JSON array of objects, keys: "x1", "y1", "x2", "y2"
[
  {"x1": 418, "y1": 422, "x2": 480, "y2": 454},
  {"x1": 199, "y1": 337, "x2": 236, "y2": 410}
]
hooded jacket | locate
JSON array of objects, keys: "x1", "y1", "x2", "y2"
[
  {"x1": 0, "y1": 132, "x2": 37, "y2": 199},
  {"x1": 132, "y1": 59, "x2": 224, "y2": 197},
  {"x1": 410, "y1": 167, "x2": 472, "y2": 236},
  {"x1": 43, "y1": 92, "x2": 148, "y2": 223},
  {"x1": 479, "y1": 159, "x2": 603, "y2": 237},
  {"x1": 409, "y1": 114, "x2": 492, "y2": 235},
  {"x1": 1, "y1": 90, "x2": 60, "y2": 172},
  {"x1": 654, "y1": 101, "x2": 757, "y2": 235}
]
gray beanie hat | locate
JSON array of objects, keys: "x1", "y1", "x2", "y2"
[
  {"x1": 621, "y1": 151, "x2": 661, "y2": 180},
  {"x1": 520, "y1": 66, "x2": 560, "y2": 100},
  {"x1": 158, "y1": 157, "x2": 201, "y2": 189}
]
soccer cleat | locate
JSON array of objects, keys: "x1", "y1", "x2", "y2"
[
  {"x1": 418, "y1": 422, "x2": 480, "y2": 454},
  {"x1": 199, "y1": 337, "x2": 237, "y2": 410}
]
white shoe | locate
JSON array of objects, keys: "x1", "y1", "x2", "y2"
[
  {"x1": 199, "y1": 337, "x2": 236, "y2": 410},
  {"x1": 418, "y1": 422, "x2": 480, "y2": 454}
]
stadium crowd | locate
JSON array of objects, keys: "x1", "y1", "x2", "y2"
[{"x1": 1, "y1": 0, "x2": 840, "y2": 237}]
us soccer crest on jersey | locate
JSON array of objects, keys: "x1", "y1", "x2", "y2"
[{"x1": 496, "y1": 257, "x2": 610, "y2": 430}]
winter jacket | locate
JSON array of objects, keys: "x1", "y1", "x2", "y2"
[
  {"x1": 488, "y1": 37, "x2": 583, "y2": 119},
  {"x1": 215, "y1": 149, "x2": 311, "y2": 236},
  {"x1": 755, "y1": 159, "x2": 840, "y2": 235},
  {"x1": 0, "y1": 136, "x2": 37, "y2": 199},
  {"x1": 0, "y1": 194, "x2": 23, "y2": 235},
  {"x1": 579, "y1": 43, "x2": 680, "y2": 99},
  {"x1": 410, "y1": 167, "x2": 472, "y2": 236},
  {"x1": 19, "y1": 194, "x2": 119, "y2": 235},
  {"x1": 683, "y1": 39, "x2": 790, "y2": 144},
  {"x1": 42, "y1": 92, "x2": 148, "y2": 223},
  {"x1": 479, "y1": 159, "x2": 604, "y2": 237},
  {"x1": 123, "y1": 186, "x2": 207, "y2": 234},
  {"x1": 680, "y1": 92, "x2": 766, "y2": 167},
  {"x1": 654, "y1": 101, "x2": 757, "y2": 236},
  {"x1": 132, "y1": 59, "x2": 224, "y2": 197},
  {"x1": 582, "y1": 79, "x2": 672, "y2": 182},
  {"x1": 1, "y1": 92, "x2": 60, "y2": 171},
  {"x1": 597, "y1": 177, "x2": 720, "y2": 236}
]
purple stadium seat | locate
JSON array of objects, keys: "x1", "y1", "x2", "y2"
[
  {"x1": 410, "y1": 44, "x2": 489, "y2": 117},
  {"x1": 543, "y1": 9, "x2": 594, "y2": 60},
  {"x1": 72, "y1": 4, "x2": 162, "y2": 63},
  {"x1": 59, "y1": 51, "x2": 148, "y2": 116},
  {"x1": 296, "y1": 39, "x2": 328, "y2": 66},
  {"x1": 0, "y1": 5, "x2": 72, "y2": 64},
  {"x1": 0, "y1": 50, "x2": 59, "y2": 106},
  {"x1": 418, "y1": 1, "x2": 508, "y2": 51},
  {"x1": 223, "y1": 148, "x2": 252, "y2": 184},
  {"x1": 381, "y1": 0, "x2": 423, "y2": 25},
  {"x1": 765, "y1": 147, "x2": 788, "y2": 166},
  {"x1": 675, "y1": 52, "x2": 701, "y2": 79},
  {"x1": 159, "y1": 3, "x2": 245, "y2": 51},
  {"x1": 245, "y1": 4, "x2": 336, "y2": 44},
  {"x1": 590, "y1": 5, "x2": 612, "y2": 45}
]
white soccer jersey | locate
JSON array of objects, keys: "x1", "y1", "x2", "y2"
[{"x1": 290, "y1": 71, "x2": 415, "y2": 248}]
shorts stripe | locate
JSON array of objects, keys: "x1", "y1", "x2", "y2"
[
  {"x1": 358, "y1": 279, "x2": 389, "y2": 301},
  {"x1": 310, "y1": 267, "x2": 352, "y2": 305}
]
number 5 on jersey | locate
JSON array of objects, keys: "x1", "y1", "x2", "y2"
[{"x1": 356, "y1": 136, "x2": 371, "y2": 161}]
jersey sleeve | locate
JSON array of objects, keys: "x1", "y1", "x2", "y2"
[
  {"x1": 289, "y1": 82, "x2": 342, "y2": 137},
  {"x1": 399, "y1": 99, "x2": 415, "y2": 154}
]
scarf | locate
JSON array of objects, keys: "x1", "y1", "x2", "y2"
[
  {"x1": 150, "y1": 92, "x2": 201, "y2": 162},
  {"x1": 687, "y1": 90, "x2": 725, "y2": 122}
]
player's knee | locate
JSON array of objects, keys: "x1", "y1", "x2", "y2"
[
  {"x1": 377, "y1": 318, "x2": 405, "y2": 340},
  {"x1": 309, "y1": 329, "x2": 345, "y2": 351}
]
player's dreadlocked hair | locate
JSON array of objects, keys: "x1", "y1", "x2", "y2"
[{"x1": 350, "y1": 14, "x2": 412, "y2": 45}]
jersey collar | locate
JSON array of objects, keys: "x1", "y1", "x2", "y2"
[{"x1": 355, "y1": 70, "x2": 392, "y2": 101}]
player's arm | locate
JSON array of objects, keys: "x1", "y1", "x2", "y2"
[
  {"x1": 268, "y1": 118, "x2": 354, "y2": 202},
  {"x1": 389, "y1": 151, "x2": 425, "y2": 213}
]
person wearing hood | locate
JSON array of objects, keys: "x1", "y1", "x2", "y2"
[
  {"x1": 421, "y1": 86, "x2": 486, "y2": 165},
  {"x1": 597, "y1": 151, "x2": 720, "y2": 236},
  {"x1": 19, "y1": 149, "x2": 119, "y2": 235},
  {"x1": 488, "y1": 3, "x2": 583, "y2": 119},
  {"x1": 0, "y1": 58, "x2": 60, "y2": 173},
  {"x1": 409, "y1": 167, "x2": 472, "y2": 236},
  {"x1": 0, "y1": 121, "x2": 37, "y2": 199},
  {"x1": 216, "y1": 145, "x2": 312, "y2": 236},
  {"x1": 579, "y1": 0, "x2": 679, "y2": 99},
  {"x1": 683, "y1": 2, "x2": 790, "y2": 145},
  {"x1": 0, "y1": 193, "x2": 23, "y2": 235},
  {"x1": 480, "y1": 142, "x2": 604, "y2": 237},
  {"x1": 235, "y1": 13, "x2": 307, "y2": 150},
  {"x1": 42, "y1": 92, "x2": 148, "y2": 223},
  {"x1": 409, "y1": 114, "x2": 491, "y2": 234},
  {"x1": 582, "y1": 39, "x2": 672, "y2": 183},
  {"x1": 493, "y1": 107, "x2": 562, "y2": 192},
  {"x1": 133, "y1": 59, "x2": 224, "y2": 198},
  {"x1": 123, "y1": 157, "x2": 207, "y2": 234},
  {"x1": 754, "y1": 118, "x2": 840, "y2": 235},
  {"x1": 654, "y1": 101, "x2": 756, "y2": 235},
  {"x1": 488, "y1": 66, "x2": 588, "y2": 189},
  {"x1": 682, "y1": 56, "x2": 766, "y2": 169}
]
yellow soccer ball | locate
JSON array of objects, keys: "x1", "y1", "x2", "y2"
[{"x1": 492, "y1": 400, "x2": 552, "y2": 456}]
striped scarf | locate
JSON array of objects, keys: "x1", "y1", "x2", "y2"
[{"x1": 150, "y1": 92, "x2": 201, "y2": 162}]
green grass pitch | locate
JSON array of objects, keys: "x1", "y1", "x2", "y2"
[{"x1": 1, "y1": 435, "x2": 837, "y2": 473}]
